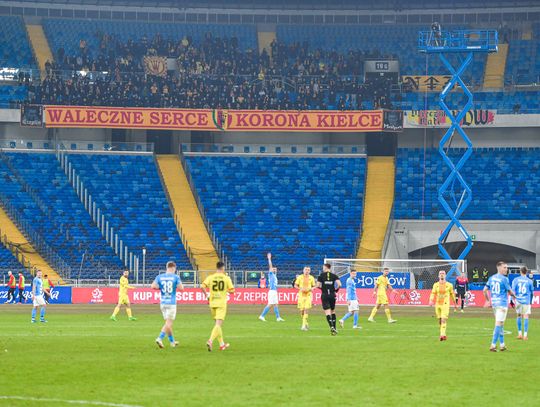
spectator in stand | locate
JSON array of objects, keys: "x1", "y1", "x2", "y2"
[{"x1": 26, "y1": 34, "x2": 395, "y2": 111}]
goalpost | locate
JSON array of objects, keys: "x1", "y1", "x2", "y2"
[{"x1": 323, "y1": 258, "x2": 466, "y2": 292}]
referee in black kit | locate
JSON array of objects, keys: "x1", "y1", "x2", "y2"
[{"x1": 317, "y1": 263, "x2": 341, "y2": 336}]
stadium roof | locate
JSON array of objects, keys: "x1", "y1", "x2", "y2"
[{"x1": 6, "y1": 0, "x2": 540, "y2": 11}]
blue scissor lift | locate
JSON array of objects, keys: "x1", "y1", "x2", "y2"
[{"x1": 418, "y1": 29, "x2": 498, "y2": 278}]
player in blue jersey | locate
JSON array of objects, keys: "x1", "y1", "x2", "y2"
[
  {"x1": 512, "y1": 266, "x2": 534, "y2": 341},
  {"x1": 151, "y1": 261, "x2": 184, "y2": 349},
  {"x1": 31, "y1": 270, "x2": 47, "y2": 323},
  {"x1": 483, "y1": 261, "x2": 517, "y2": 352},
  {"x1": 258, "y1": 253, "x2": 285, "y2": 322},
  {"x1": 339, "y1": 270, "x2": 361, "y2": 329}
]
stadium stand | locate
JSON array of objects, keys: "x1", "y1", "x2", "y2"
[
  {"x1": 394, "y1": 148, "x2": 540, "y2": 220},
  {"x1": 396, "y1": 91, "x2": 540, "y2": 113},
  {"x1": 0, "y1": 244, "x2": 28, "y2": 276},
  {"x1": 505, "y1": 39, "x2": 539, "y2": 85},
  {"x1": 276, "y1": 24, "x2": 487, "y2": 84},
  {"x1": 66, "y1": 153, "x2": 191, "y2": 274},
  {"x1": 42, "y1": 19, "x2": 257, "y2": 57},
  {"x1": 185, "y1": 156, "x2": 366, "y2": 275},
  {"x1": 0, "y1": 86, "x2": 28, "y2": 109},
  {"x1": 0, "y1": 16, "x2": 36, "y2": 69},
  {"x1": 0, "y1": 152, "x2": 124, "y2": 278}
]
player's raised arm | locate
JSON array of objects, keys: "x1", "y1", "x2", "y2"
[{"x1": 267, "y1": 252, "x2": 273, "y2": 271}]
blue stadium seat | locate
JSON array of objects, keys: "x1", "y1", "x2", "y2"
[
  {"x1": 66, "y1": 153, "x2": 191, "y2": 276},
  {"x1": 185, "y1": 156, "x2": 366, "y2": 279},
  {"x1": 394, "y1": 148, "x2": 540, "y2": 220},
  {"x1": 0, "y1": 152, "x2": 124, "y2": 278}
]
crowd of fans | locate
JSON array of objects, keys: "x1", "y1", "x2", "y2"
[{"x1": 24, "y1": 32, "x2": 396, "y2": 110}]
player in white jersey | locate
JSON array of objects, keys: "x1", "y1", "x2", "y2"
[
  {"x1": 151, "y1": 261, "x2": 184, "y2": 348},
  {"x1": 31, "y1": 270, "x2": 47, "y2": 323},
  {"x1": 258, "y1": 253, "x2": 285, "y2": 322},
  {"x1": 483, "y1": 261, "x2": 517, "y2": 352},
  {"x1": 511, "y1": 266, "x2": 534, "y2": 340}
]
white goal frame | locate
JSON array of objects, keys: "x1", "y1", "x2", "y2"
[{"x1": 324, "y1": 258, "x2": 466, "y2": 290}]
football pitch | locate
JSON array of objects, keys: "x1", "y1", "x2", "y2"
[{"x1": 0, "y1": 304, "x2": 538, "y2": 407}]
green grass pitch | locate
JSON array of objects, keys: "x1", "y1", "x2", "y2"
[{"x1": 0, "y1": 304, "x2": 538, "y2": 407}]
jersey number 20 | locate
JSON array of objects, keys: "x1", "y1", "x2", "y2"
[{"x1": 213, "y1": 280, "x2": 225, "y2": 291}]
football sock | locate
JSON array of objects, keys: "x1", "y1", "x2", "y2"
[
  {"x1": 31, "y1": 308, "x2": 36, "y2": 320},
  {"x1": 331, "y1": 314, "x2": 337, "y2": 329},
  {"x1": 210, "y1": 326, "x2": 219, "y2": 343},
  {"x1": 261, "y1": 306, "x2": 270, "y2": 317},
  {"x1": 499, "y1": 326, "x2": 505, "y2": 344},
  {"x1": 168, "y1": 335, "x2": 175, "y2": 343},
  {"x1": 326, "y1": 315, "x2": 333, "y2": 328},
  {"x1": 461, "y1": 299, "x2": 464, "y2": 310},
  {"x1": 517, "y1": 316, "x2": 522, "y2": 334},
  {"x1": 342, "y1": 312, "x2": 352, "y2": 321},
  {"x1": 353, "y1": 313, "x2": 359, "y2": 326},
  {"x1": 274, "y1": 306, "x2": 281, "y2": 319},
  {"x1": 158, "y1": 331, "x2": 166, "y2": 340},
  {"x1": 440, "y1": 322, "x2": 447, "y2": 336},
  {"x1": 126, "y1": 308, "x2": 133, "y2": 318},
  {"x1": 369, "y1": 307, "x2": 378, "y2": 319},
  {"x1": 40, "y1": 307, "x2": 46, "y2": 319},
  {"x1": 302, "y1": 313, "x2": 308, "y2": 326},
  {"x1": 524, "y1": 318, "x2": 529, "y2": 336},
  {"x1": 491, "y1": 326, "x2": 500, "y2": 346},
  {"x1": 112, "y1": 306, "x2": 120, "y2": 317},
  {"x1": 216, "y1": 326, "x2": 224, "y2": 346},
  {"x1": 385, "y1": 309, "x2": 392, "y2": 321}
]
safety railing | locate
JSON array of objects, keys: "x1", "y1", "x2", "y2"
[
  {"x1": 55, "y1": 148, "x2": 141, "y2": 279},
  {"x1": 180, "y1": 143, "x2": 366, "y2": 155}
]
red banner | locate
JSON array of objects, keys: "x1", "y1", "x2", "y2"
[
  {"x1": 71, "y1": 287, "x2": 540, "y2": 307},
  {"x1": 43, "y1": 106, "x2": 385, "y2": 132}
]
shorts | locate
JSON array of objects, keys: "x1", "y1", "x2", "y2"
[
  {"x1": 211, "y1": 306, "x2": 227, "y2": 320},
  {"x1": 267, "y1": 290, "x2": 279, "y2": 305},
  {"x1": 516, "y1": 304, "x2": 531, "y2": 315},
  {"x1": 348, "y1": 300, "x2": 359, "y2": 312},
  {"x1": 297, "y1": 295, "x2": 312, "y2": 310},
  {"x1": 321, "y1": 296, "x2": 336, "y2": 311},
  {"x1": 456, "y1": 290, "x2": 466, "y2": 298},
  {"x1": 493, "y1": 306, "x2": 508, "y2": 323},
  {"x1": 160, "y1": 304, "x2": 177, "y2": 321},
  {"x1": 376, "y1": 294, "x2": 389, "y2": 305},
  {"x1": 118, "y1": 294, "x2": 130, "y2": 306},
  {"x1": 33, "y1": 295, "x2": 46, "y2": 307},
  {"x1": 435, "y1": 305, "x2": 449, "y2": 319}
]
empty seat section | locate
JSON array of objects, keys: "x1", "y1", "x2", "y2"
[
  {"x1": 185, "y1": 156, "x2": 366, "y2": 280},
  {"x1": 67, "y1": 154, "x2": 191, "y2": 278},
  {"x1": 394, "y1": 148, "x2": 540, "y2": 220}
]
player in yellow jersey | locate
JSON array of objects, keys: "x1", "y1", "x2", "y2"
[
  {"x1": 294, "y1": 267, "x2": 316, "y2": 331},
  {"x1": 201, "y1": 261, "x2": 235, "y2": 352},
  {"x1": 429, "y1": 270, "x2": 458, "y2": 341},
  {"x1": 110, "y1": 270, "x2": 137, "y2": 321},
  {"x1": 368, "y1": 268, "x2": 397, "y2": 323}
]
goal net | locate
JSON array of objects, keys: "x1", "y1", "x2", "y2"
[{"x1": 324, "y1": 258, "x2": 466, "y2": 291}]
